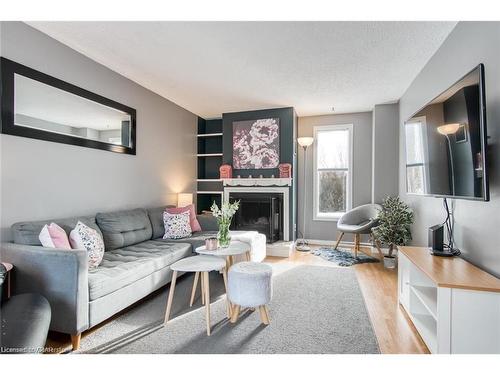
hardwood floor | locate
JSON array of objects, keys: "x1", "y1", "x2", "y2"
[
  {"x1": 266, "y1": 245, "x2": 429, "y2": 354},
  {"x1": 46, "y1": 244, "x2": 429, "y2": 354}
]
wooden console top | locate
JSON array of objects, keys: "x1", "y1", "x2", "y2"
[{"x1": 398, "y1": 246, "x2": 500, "y2": 292}]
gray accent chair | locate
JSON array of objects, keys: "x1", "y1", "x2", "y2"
[
  {"x1": 0, "y1": 207, "x2": 219, "y2": 351},
  {"x1": 335, "y1": 204, "x2": 383, "y2": 259},
  {"x1": 0, "y1": 263, "x2": 51, "y2": 354}
]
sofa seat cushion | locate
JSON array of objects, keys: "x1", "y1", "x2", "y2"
[
  {"x1": 157, "y1": 231, "x2": 218, "y2": 251},
  {"x1": 88, "y1": 240, "x2": 191, "y2": 301}
]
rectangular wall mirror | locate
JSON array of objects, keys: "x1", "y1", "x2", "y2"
[{"x1": 1, "y1": 57, "x2": 137, "y2": 155}]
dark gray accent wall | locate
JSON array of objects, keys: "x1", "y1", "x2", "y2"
[
  {"x1": 0, "y1": 22, "x2": 198, "y2": 241},
  {"x1": 222, "y1": 107, "x2": 297, "y2": 239},
  {"x1": 222, "y1": 107, "x2": 295, "y2": 177},
  {"x1": 399, "y1": 21, "x2": 500, "y2": 277},
  {"x1": 298, "y1": 112, "x2": 373, "y2": 242}
]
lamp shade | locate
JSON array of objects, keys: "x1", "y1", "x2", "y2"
[
  {"x1": 177, "y1": 193, "x2": 193, "y2": 207},
  {"x1": 297, "y1": 137, "x2": 314, "y2": 147},
  {"x1": 437, "y1": 123, "x2": 460, "y2": 135}
]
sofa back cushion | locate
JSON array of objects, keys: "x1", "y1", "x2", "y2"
[
  {"x1": 11, "y1": 216, "x2": 102, "y2": 246},
  {"x1": 96, "y1": 208, "x2": 152, "y2": 250},
  {"x1": 147, "y1": 206, "x2": 175, "y2": 239}
]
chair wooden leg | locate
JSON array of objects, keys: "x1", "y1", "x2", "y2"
[
  {"x1": 334, "y1": 232, "x2": 344, "y2": 250},
  {"x1": 354, "y1": 234, "x2": 360, "y2": 258},
  {"x1": 163, "y1": 270, "x2": 178, "y2": 324},
  {"x1": 230, "y1": 305, "x2": 241, "y2": 323},
  {"x1": 71, "y1": 334, "x2": 81, "y2": 351},
  {"x1": 222, "y1": 267, "x2": 232, "y2": 318},
  {"x1": 259, "y1": 306, "x2": 270, "y2": 325},
  {"x1": 203, "y1": 271, "x2": 211, "y2": 336},
  {"x1": 189, "y1": 272, "x2": 200, "y2": 307}
]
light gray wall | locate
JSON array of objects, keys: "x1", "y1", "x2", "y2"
[
  {"x1": 297, "y1": 112, "x2": 373, "y2": 241},
  {"x1": 0, "y1": 22, "x2": 198, "y2": 241},
  {"x1": 399, "y1": 21, "x2": 500, "y2": 277},
  {"x1": 372, "y1": 103, "x2": 399, "y2": 203}
]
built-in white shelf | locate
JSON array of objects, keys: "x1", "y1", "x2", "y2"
[
  {"x1": 197, "y1": 153, "x2": 223, "y2": 157},
  {"x1": 197, "y1": 179, "x2": 222, "y2": 182},
  {"x1": 197, "y1": 133, "x2": 223, "y2": 138},
  {"x1": 197, "y1": 191, "x2": 224, "y2": 194}
]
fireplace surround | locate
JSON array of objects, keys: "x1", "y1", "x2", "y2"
[{"x1": 229, "y1": 192, "x2": 283, "y2": 243}]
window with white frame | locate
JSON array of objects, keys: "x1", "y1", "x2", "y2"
[
  {"x1": 313, "y1": 124, "x2": 353, "y2": 220},
  {"x1": 405, "y1": 116, "x2": 428, "y2": 195}
]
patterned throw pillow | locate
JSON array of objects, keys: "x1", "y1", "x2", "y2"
[
  {"x1": 69, "y1": 221, "x2": 105, "y2": 270},
  {"x1": 165, "y1": 204, "x2": 202, "y2": 232},
  {"x1": 163, "y1": 211, "x2": 192, "y2": 239}
]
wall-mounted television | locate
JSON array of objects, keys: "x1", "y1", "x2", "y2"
[{"x1": 404, "y1": 64, "x2": 489, "y2": 201}]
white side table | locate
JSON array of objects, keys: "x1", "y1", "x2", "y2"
[{"x1": 164, "y1": 255, "x2": 227, "y2": 336}]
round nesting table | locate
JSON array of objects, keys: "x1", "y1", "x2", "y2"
[
  {"x1": 195, "y1": 240, "x2": 251, "y2": 269},
  {"x1": 163, "y1": 255, "x2": 228, "y2": 336}
]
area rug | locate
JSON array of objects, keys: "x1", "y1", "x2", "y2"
[
  {"x1": 78, "y1": 264, "x2": 380, "y2": 354},
  {"x1": 311, "y1": 247, "x2": 379, "y2": 267}
]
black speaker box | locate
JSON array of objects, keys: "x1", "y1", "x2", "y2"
[{"x1": 428, "y1": 224, "x2": 444, "y2": 252}]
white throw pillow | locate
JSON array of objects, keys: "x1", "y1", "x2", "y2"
[
  {"x1": 70, "y1": 221, "x2": 105, "y2": 270},
  {"x1": 163, "y1": 211, "x2": 192, "y2": 239}
]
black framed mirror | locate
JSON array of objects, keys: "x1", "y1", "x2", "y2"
[{"x1": 0, "y1": 57, "x2": 137, "y2": 155}]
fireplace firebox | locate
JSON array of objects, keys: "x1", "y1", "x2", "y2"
[{"x1": 229, "y1": 193, "x2": 283, "y2": 243}]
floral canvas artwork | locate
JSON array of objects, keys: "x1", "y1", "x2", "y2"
[{"x1": 232, "y1": 118, "x2": 280, "y2": 169}]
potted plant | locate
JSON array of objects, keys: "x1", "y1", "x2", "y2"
[
  {"x1": 372, "y1": 196, "x2": 414, "y2": 268},
  {"x1": 211, "y1": 200, "x2": 240, "y2": 248}
]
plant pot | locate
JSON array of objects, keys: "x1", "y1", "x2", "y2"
[{"x1": 383, "y1": 255, "x2": 397, "y2": 269}]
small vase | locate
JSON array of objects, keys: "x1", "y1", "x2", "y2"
[{"x1": 217, "y1": 221, "x2": 231, "y2": 248}]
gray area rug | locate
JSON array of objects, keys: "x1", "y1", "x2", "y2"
[
  {"x1": 79, "y1": 264, "x2": 380, "y2": 354},
  {"x1": 312, "y1": 247, "x2": 380, "y2": 267}
]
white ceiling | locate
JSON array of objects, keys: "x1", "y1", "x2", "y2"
[{"x1": 27, "y1": 21, "x2": 456, "y2": 118}]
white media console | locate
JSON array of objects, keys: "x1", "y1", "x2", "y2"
[{"x1": 398, "y1": 246, "x2": 500, "y2": 354}]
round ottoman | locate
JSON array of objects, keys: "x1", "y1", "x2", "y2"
[{"x1": 228, "y1": 261, "x2": 272, "y2": 325}]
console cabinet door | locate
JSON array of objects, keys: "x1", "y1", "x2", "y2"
[{"x1": 398, "y1": 252, "x2": 410, "y2": 310}]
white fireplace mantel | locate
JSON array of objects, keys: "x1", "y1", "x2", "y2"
[{"x1": 223, "y1": 177, "x2": 292, "y2": 187}]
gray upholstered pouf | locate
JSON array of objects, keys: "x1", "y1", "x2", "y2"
[{"x1": 228, "y1": 262, "x2": 272, "y2": 308}]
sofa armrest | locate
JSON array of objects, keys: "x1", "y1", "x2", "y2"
[
  {"x1": 0, "y1": 243, "x2": 89, "y2": 335},
  {"x1": 196, "y1": 214, "x2": 219, "y2": 232}
]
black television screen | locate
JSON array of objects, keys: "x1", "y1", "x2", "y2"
[{"x1": 404, "y1": 64, "x2": 489, "y2": 201}]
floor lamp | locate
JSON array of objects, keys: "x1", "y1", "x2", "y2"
[
  {"x1": 437, "y1": 123, "x2": 460, "y2": 196},
  {"x1": 296, "y1": 136, "x2": 314, "y2": 252}
]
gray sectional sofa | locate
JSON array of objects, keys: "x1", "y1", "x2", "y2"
[{"x1": 0, "y1": 207, "x2": 220, "y2": 350}]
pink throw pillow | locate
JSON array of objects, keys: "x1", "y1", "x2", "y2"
[
  {"x1": 39, "y1": 223, "x2": 72, "y2": 249},
  {"x1": 165, "y1": 204, "x2": 202, "y2": 232}
]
